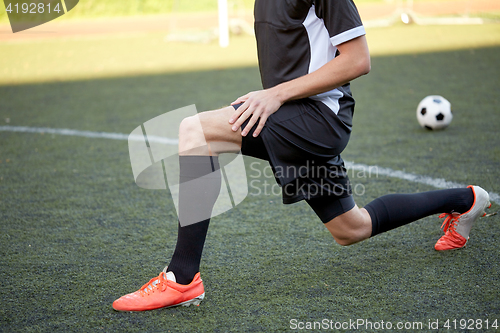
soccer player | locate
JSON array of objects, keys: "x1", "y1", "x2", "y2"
[{"x1": 112, "y1": 0, "x2": 491, "y2": 311}]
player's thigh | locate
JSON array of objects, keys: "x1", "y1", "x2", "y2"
[{"x1": 198, "y1": 106, "x2": 242, "y2": 153}]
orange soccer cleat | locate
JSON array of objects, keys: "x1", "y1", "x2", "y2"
[
  {"x1": 112, "y1": 267, "x2": 205, "y2": 311},
  {"x1": 435, "y1": 185, "x2": 491, "y2": 251}
]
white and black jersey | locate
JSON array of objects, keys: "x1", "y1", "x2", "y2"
[
  {"x1": 254, "y1": 0, "x2": 365, "y2": 128},
  {"x1": 240, "y1": 0, "x2": 366, "y2": 204}
]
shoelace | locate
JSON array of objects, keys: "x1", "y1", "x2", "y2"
[
  {"x1": 139, "y1": 272, "x2": 168, "y2": 296},
  {"x1": 439, "y1": 212, "x2": 461, "y2": 234}
]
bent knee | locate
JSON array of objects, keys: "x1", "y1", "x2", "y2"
[
  {"x1": 331, "y1": 227, "x2": 366, "y2": 246},
  {"x1": 325, "y1": 207, "x2": 372, "y2": 246},
  {"x1": 179, "y1": 115, "x2": 203, "y2": 139},
  {"x1": 179, "y1": 115, "x2": 208, "y2": 154},
  {"x1": 334, "y1": 235, "x2": 363, "y2": 246}
]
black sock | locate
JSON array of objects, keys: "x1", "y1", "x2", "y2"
[
  {"x1": 167, "y1": 155, "x2": 220, "y2": 285},
  {"x1": 366, "y1": 187, "x2": 474, "y2": 237},
  {"x1": 168, "y1": 220, "x2": 210, "y2": 285}
]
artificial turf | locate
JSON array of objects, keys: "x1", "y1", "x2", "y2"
[{"x1": 1, "y1": 24, "x2": 499, "y2": 332}]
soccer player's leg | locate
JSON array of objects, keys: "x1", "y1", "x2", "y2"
[
  {"x1": 166, "y1": 106, "x2": 241, "y2": 283},
  {"x1": 318, "y1": 187, "x2": 490, "y2": 249},
  {"x1": 178, "y1": 106, "x2": 243, "y2": 156},
  {"x1": 323, "y1": 205, "x2": 372, "y2": 246},
  {"x1": 306, "y1": 195, "x2": 371, "y2": 246},
  {"x1": 113, "y1": 106, "x2": 242, "y2": 312}
]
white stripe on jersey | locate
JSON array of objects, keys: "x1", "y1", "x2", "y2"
[
  {"x1": 302, "y1": 5, "x2": 365, "y2": 114},
  {"x1": 330, "y1": 25, "x2": 366, "y2": 47}
]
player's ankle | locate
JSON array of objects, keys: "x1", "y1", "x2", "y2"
[{"x1": 167, "y1": 267, "x2": 197, "y2": 285}]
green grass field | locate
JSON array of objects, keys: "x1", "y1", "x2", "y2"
[{"x1": 1, "y1": 21, "x2": 500, "y2": 332}]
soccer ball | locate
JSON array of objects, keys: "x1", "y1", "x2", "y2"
[{"x1": 416, "y1": 95, "x2": 453, "y2": 130}]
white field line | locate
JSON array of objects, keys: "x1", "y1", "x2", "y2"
[
  {"x1": 345, "y1": 162, "x2": 500, "y2": 206},
  {"x1": 1, "y1": 125, "x2": 499, "y2": 205},
  {"x1": 0, "y1": 125, "x2": 178, "y2": 144}
]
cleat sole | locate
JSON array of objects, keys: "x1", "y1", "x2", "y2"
[
  {"x1": 481, "y1": 203, "x2": 491, "y2": 217},
  {"x1": 177, "y1": 293, "x2": 205, "y2": 308},
  {"x1": 114, "y1": 293, "x2": 205, "y2": 311},
  {"x1": 435, "y1": 242, "x2": 467, "y2": 251}
]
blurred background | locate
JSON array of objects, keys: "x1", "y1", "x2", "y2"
[
  {"x1": 1, "y1": 1, "x2": 499, "y2": 332},
  {"x1": 1, "y1": 0, "x2": 499, "y2": 84}
]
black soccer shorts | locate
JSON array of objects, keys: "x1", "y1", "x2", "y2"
[{"x1": 235, "y1": 98, "x2": 356, "y2": 222}]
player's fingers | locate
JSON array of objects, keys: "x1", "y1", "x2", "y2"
[
  {"x1": 235, "y1": 103, "x2": 260, "y2": 135},
  {"x1": 252, "y1": 114, "x2": 269, "y2": 137},
  {"x1": 232, "y1": 111, "x2": 251, "y2": 133},
  {"x1": 231, "y1": 98, "x2": 245, "y2": 106},
  {"x1": 229, "y1": 102, "x2": 248, "y2": 125},
  {"x1": 240, "y1": 112, "x2": 260, "y2": 137},
  {"x1": 231, "y1": 104, "x2": 252, "y2": 131},
  {"x1": 231, "y1": 94, "x2": 249, "y2": 106}
]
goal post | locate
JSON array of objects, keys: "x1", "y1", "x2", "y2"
[{"x1": 218, "y1": 0, "x2": 229, "y2": 47}]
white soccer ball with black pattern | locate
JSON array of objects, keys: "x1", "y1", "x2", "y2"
[{"x1": 416, "y1": 95, "x2": 453, "y2": 130}]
